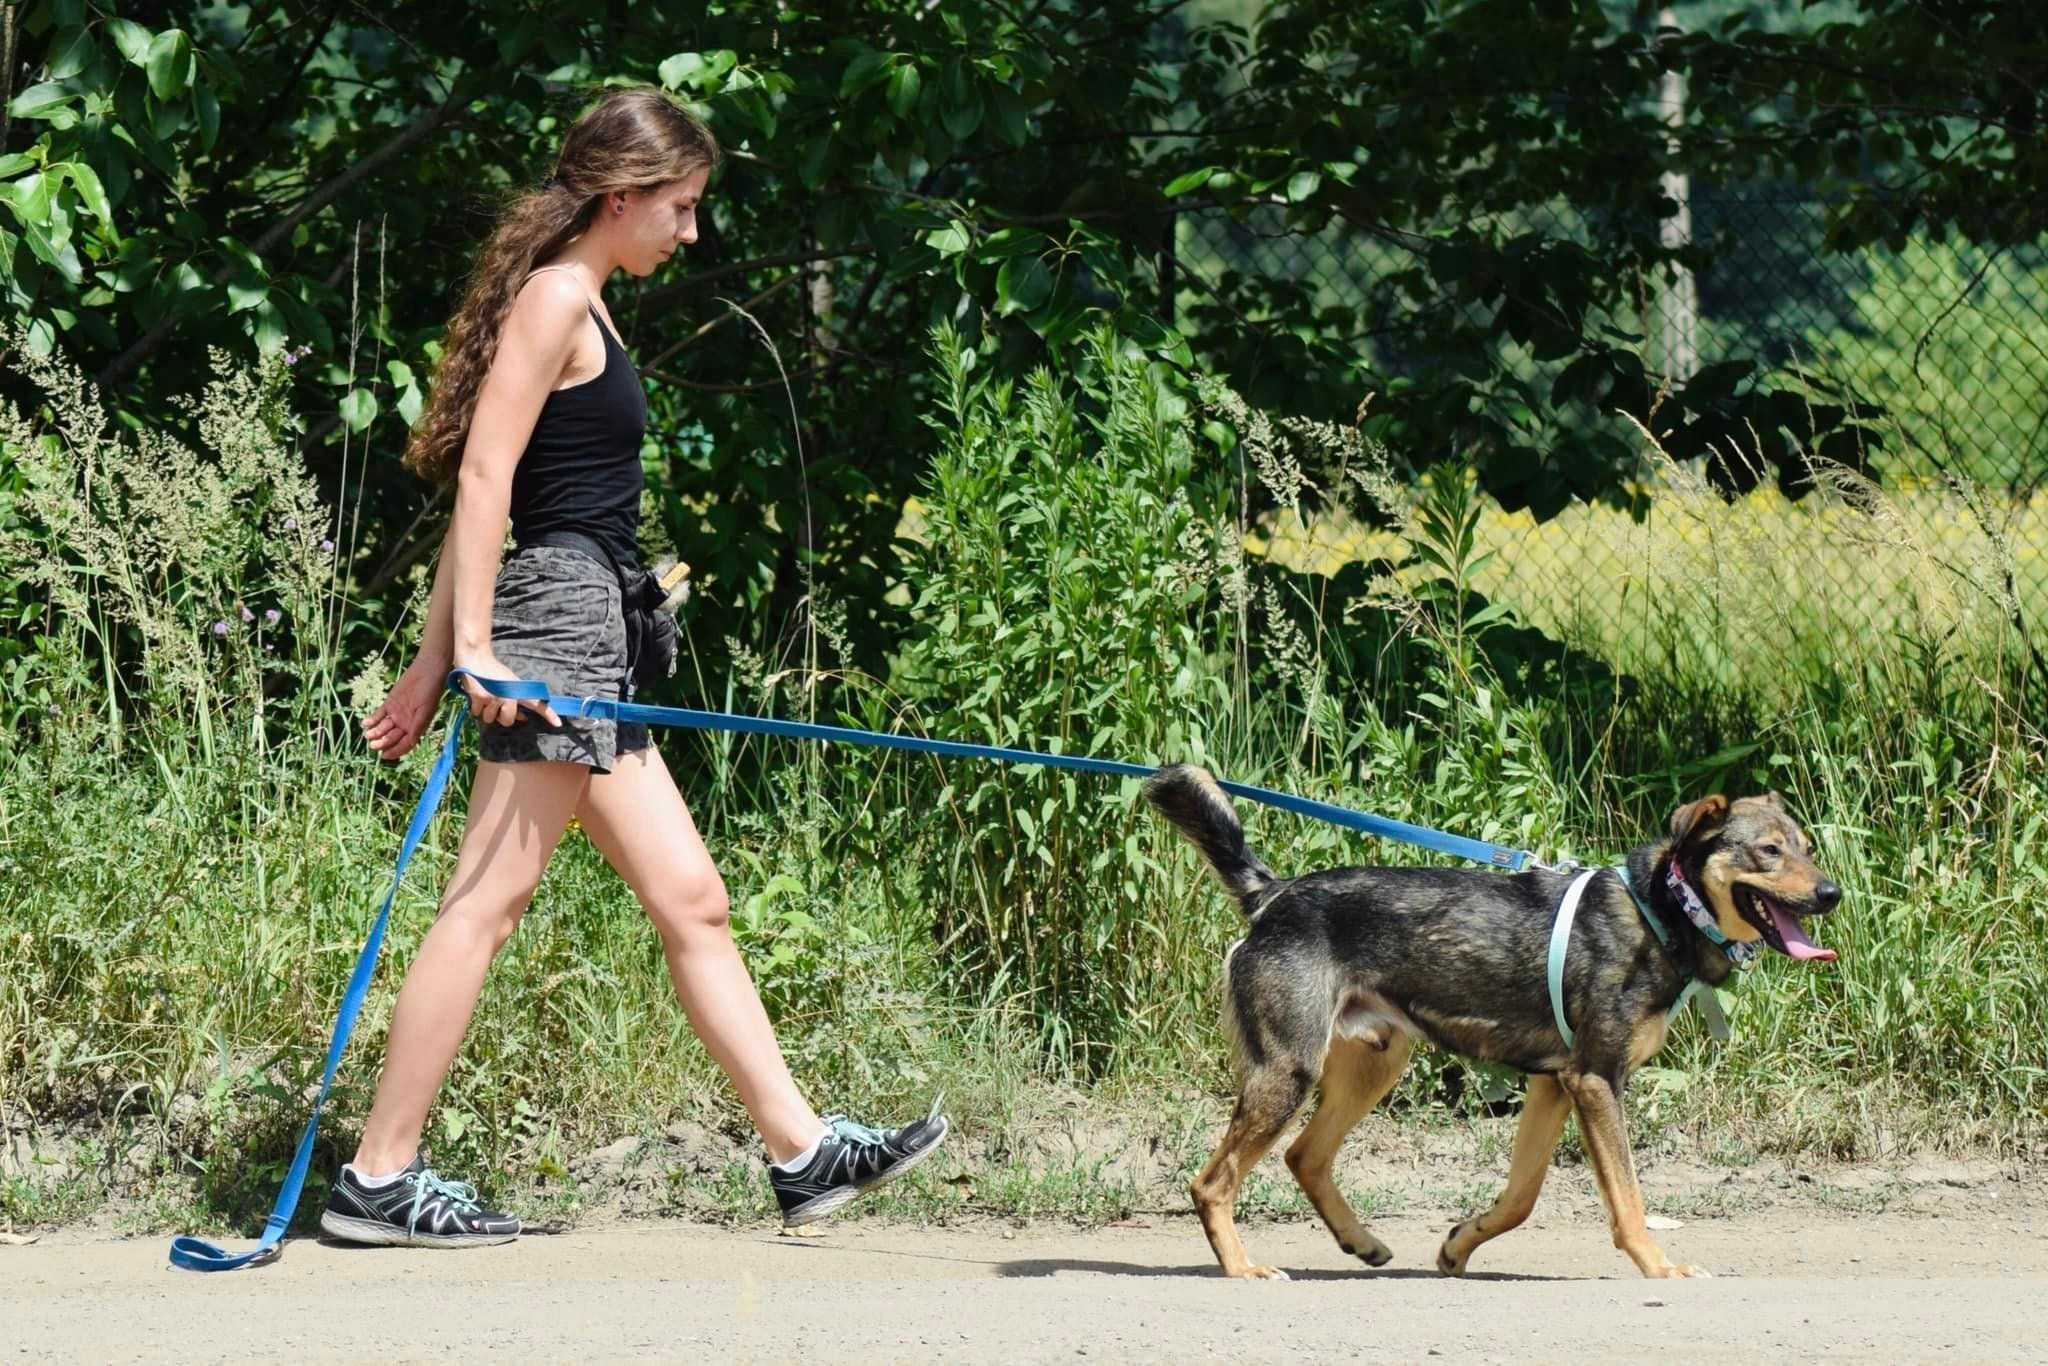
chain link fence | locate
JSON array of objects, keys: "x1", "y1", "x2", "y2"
[{"x1": 1174, "y1": 193, "x2": 2048, "y2": 678}]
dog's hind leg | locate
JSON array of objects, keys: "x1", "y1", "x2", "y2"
[
  {"x1": 1436, "y1": 1073, "x2": 1570, "y2": 1276},
  {"x1": 1191, "y1": 1064, "x2": 1311, "y2": 1280},
  {"x1": 1560, "y1": 1071, "x2": 1707, "y2": 1279},
  {"x1": 1285, "y1": 1034, "x2": 1412, "y2": 1269}
]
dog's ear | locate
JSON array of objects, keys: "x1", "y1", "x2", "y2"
[
  {"x1": 1669, "y1": 794, "x2": 1730, "y2": 846},
  {"x1": 1762, "y1": 789, "x2": 1787, "y2": 811}
]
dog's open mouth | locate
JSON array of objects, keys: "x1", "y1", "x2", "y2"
[{"x1": 1734, "y1": 884, "x2": 1837, "y2": 962}]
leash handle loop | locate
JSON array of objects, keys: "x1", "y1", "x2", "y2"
[{"x1": 169, "y1": 709, "x2": 472, "y2": 1271}]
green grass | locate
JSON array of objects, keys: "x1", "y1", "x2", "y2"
[{"x1": 2, "y1": 326, "x2": 2043, "y2": 1236}]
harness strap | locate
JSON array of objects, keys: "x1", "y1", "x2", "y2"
[
  {"x1": 1546, "y1": 869, "x2": 1601, "y2": 1048},
  {"x1": 1548, "y1": 867, "x2": 1733, "y2": 1056}
]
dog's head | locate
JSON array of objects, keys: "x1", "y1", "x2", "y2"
[{"x1": 1668, "y1": 793, "x2": 1841, "y2": 962}]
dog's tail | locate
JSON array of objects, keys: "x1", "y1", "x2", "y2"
[{"x1": 1144, "y1": 764, "x2": 1276, "y2": 915}]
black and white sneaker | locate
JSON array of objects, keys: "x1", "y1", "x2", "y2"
[
  {"x1": 319, "y1": 1155, "x2": 520, "y2": 1248},
  {"x1": 768, "y1": 1104, "x2": 951, "y2": 1227}
]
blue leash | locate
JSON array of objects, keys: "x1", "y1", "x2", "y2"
[
  {"x1": 169, "y1": 669, "x2": 1530, "y2": 1270},
  {"x1": 169, "y1": 707, "x2": 473, "y2": 1271}
]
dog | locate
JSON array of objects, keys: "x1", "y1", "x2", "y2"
[{"x1": 1144, "y1": 765, "x2": 1841, "y2": 1280}]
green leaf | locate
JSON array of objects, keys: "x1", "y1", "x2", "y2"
[
  {"x1": 923, "y1": 223, "x2": 969, "y2": 257},
  {"x1": 252, "y1": 299, "x2": 285, "y2": 353},
  {"x1": 0, "y1": 154, "x2": 33, "y2": 180},
  {"x1": 145, "y1": 30, "x2": 192, "y2": 102},
  {"x1": 886, "y1": 62, "x2": 922, "y2": 119},
  {"x1": 193, "y1": 85, "x2": 220, "y2": 151},
  {"x1": 397, "y1": 384, "x2": 423, "y2": 426},
  {"x1": 386, "y1": 359, "x2": 416, "y2": 387},
  {"x1": 46, "y1": 29, "x2": 93, "y2": 81},
  {"x1": 840, "y1": 47, "x2": 890, "y2": 97},
  {"x1": 106, "y1": 17, "x2": 153, "y2": 65},
  {"x1": 11, "y1": 170, "x2": 53, "y2": 226},
  {"x1": 658, "y1": 51, "x2": 706, "y2": 90},
  {"x1": 995, "y1": 253, "x2": 1052, "y2": 316},
  {"x1": 1162, "y1": 166, "x2": 1215, "y2": 197},
  {"x1": 990, "y1": 85, "x2": 1028, "y2": 147},
  {"x1": 54, "y1": 162, "x2": 112, "y2": 229},
  {"x1": 796, "y1": 134, "x2": 832, "y2": 190},
  {"x1": 227, "y1": 278, "x2": 266, "y2": 313},
  {"x1": 20, "y1": 212, "x2": 83, "y2": 283},
  {"x1": 7, "y1": 84, "x2": 73, "y2": 120},
  {"x1": 1286, "y1": 170, "x2": 1322, "y2": 202},
  {"x1": 338, "y1": 388, "x2": 379, "y2": 432},
  {"x1": 940, "y1": 61, "x2": 982, "y2": 139}
]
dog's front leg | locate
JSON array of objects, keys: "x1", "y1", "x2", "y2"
[
  {"x1": 1438, "y1": 1073, "x2": 1570, "y2": 1276},
  {"x1": 1559, "y1": 1071, "x2": 1708, "y2": 1279}
]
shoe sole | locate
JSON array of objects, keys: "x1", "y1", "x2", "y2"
[
  {"x1": 319, "y1": 1210, "x2": 520, "y2": 1249},
  {"x1": 780, "y1": 1116, "x2": 951, "y2": 1228}
]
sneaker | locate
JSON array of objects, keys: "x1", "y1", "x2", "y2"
[
  {"x1": 768, "y1": 1104, "x2": 951, "y2": 1227},
  {"x1": 319, "y1": 1154, "x2": 520, "y2": 1248}
]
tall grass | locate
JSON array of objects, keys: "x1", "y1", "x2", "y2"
[{"x1": 1, "y1": 317, "x2": 2042, "y2": 1234}]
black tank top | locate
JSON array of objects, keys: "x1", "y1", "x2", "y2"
[{"x1": 508, "y1": 302, "x2": 647, "y2": 570}]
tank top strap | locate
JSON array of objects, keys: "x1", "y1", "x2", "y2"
[{"x1": 520, "y1": 267, "x2": 625, "y2": 350}]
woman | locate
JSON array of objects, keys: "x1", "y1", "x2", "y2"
[{"x1": 323, "y1": 88, "x2": 946, "y2": 1247}]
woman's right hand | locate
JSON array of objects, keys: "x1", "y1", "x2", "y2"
[{"x1": 453, "y1": 650, "x2": 563, "y2": 730}]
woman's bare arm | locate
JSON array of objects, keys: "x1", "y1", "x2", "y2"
[{"x1": 443, "y1": 272, "x2": 589, "y2": 726}]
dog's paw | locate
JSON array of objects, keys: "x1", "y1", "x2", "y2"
[
  {"x1": 1647, "y1": 1263, "x2": 1712, "y2": 1279},
  {"x1": 1235, "y1": 1265, "x2": 1291, "y2": 1281},
  {"x1": 1339, "y1": 1235, "x2": 1393, "y2": 1268},
  {"x1": 1436, "y1": 1220, "x2": 1476, "y2": 1277}
]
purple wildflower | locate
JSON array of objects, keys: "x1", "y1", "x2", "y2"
[
  {"x1": 265, "y1": 609, "x2": 281, "y2": 625},
  {"x1": 320, "y1": 538, "x2": 334, "y2": 554},
  {"x1": 284, "y1": 517, "x2": 299, "y2": 532},
  {"x1": 211, "y1": 620, "x2": 229, "y2": 637},
  {"x1": 283, "y1": 351, "x2": 297, "y2": 367},
  {"x1": 240, "y1": 606, "x2": 255, "y2": 623}
]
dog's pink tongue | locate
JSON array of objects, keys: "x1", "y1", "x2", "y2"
[{"x1": 1769, "y1": 902, "x2": 1837, "y2": 961}]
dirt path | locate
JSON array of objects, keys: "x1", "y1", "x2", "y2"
[{"x1": 8, "y1": 1209, "x2": 2045, "y2": 1362}]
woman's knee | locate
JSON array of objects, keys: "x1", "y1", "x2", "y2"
[
  {"x1": 436, "y1": 885, "x2": 533, "y2": 952},
  {"x1": 647, "y1": 873, "x2": 731, "y2": 943}
]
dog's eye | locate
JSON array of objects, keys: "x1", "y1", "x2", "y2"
[{"x1": 1759, "y1": 843, "x2": 1783, "y2": 858}]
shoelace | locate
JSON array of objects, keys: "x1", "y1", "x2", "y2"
[
  {"x1": 822, "y1": 1114, "x2": 888, "y2": 1147},
  {"x1": 405, "y1": 1168, "x2": 482, "y2": 1235},
  {"x1": 820, "y1": 1093, "x2": 946, "y2": 1153}
]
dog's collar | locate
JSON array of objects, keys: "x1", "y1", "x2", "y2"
[
  {"x1": 1615, "y1": 866, "x2": 1736, "y2": 1042},
  {"x1": 1661, "y1": 860, "x2": 1761, "y2": 968}
]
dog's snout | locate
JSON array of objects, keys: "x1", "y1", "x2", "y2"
[{"x1": 1813, "y1": 880, "x2": 1841, "y2": 912}]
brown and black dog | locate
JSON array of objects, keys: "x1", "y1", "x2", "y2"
[{"x1": 1145, "y1": 765, "x2": 1841, "y2": 1280}]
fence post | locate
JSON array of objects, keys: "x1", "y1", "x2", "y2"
[
  {"x1": 1657, "y1": 6, "x2": 1699, "y2": 382},
  {"x1": 1160, "y1": 208, "x2": 1178, "y2": 326}
]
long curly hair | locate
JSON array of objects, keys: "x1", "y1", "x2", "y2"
[{"x1": 403, "y1": 87, "x2": 719, "y2": 484}]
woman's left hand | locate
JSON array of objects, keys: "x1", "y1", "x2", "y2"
[{"x1": 361, "y1": 657, "x2": 449, "y2": 762}]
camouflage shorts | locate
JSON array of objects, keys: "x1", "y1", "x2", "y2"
[{"x1": 477, "y1": 544, "x2": 652, "y2": 773}]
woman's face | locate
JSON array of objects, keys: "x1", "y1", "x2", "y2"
[{"x1": 611, "y1": 166, "x2": 710, "y2": 277}]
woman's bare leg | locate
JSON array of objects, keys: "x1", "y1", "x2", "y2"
[
  {"x1": 351, "y1": 758, "x2": 589, "y2": 1174},
  {"x1": 574, "y1": 744, "x2": 826, "y2": 1163}
]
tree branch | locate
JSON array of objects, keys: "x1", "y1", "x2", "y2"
[
  {"x1": 637, "y1": 247, "x2": 876, "y2": 312},
  {"x1": 96, "y1": 80, "x2": 470, "y2": 391}
]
